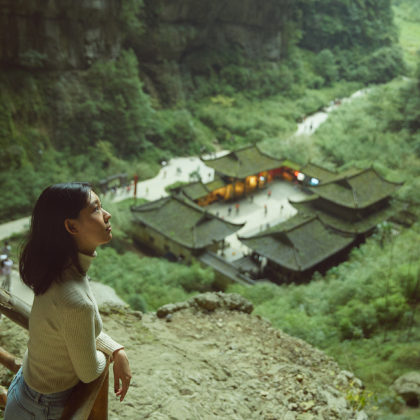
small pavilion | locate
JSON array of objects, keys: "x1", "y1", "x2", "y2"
[
  {"x1": 238, "y1": 215, "x2": 356, "y2": 283},
  {"x1": 131, "y1": 193, "x2": 245, "y2": 262},
  {"x1": 289, "y1": 167, "x2": 404, "y2": 234}
]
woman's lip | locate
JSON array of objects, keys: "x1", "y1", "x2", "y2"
[{"x1": 106, "y1": 226, "x2": 112, "y2": 231}]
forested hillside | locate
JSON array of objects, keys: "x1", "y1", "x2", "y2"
[{"x1": 0, "y1": 0, "x2": 405, "y2": 221}]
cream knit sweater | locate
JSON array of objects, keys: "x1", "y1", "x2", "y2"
[{"x1": 22, "y1": 251, "x2": 124, "y2": 394}]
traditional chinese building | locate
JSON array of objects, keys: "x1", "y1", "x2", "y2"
[
  {"x1": 171, "y1": 175, "x2": 228, "y2": 206},
  {"x1": 131, "y1": 194, "x2": 244, "y2": 262},
  {"x1": 298, "y1": 162, "x2": 337, "y2": 185},
  {"x1": 196, "y1": 144, "x2": 301, "y2": 202},
  {"x1": 289, "y1": 167, "x2": 404, "y2": 234},
  {"x1": 238, "y1": 215, "x2": 356, "y2": 283},
  {"x1": 130, "y1": 194, "x2": 255, "y2": 287}
]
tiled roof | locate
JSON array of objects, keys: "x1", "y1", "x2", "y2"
[
  {"x1": 299, "y1": 162, "x2": 337, "y2": 182},
  {"x1": 181, "y1": 182, "x2": 210, "y2": 201},
  {"x1": 176, "y1": 175, "x2": 227, "y2": 201},
  {"x1": 290, "y1": 196, "x2": 404, "y2": 234},
  {"x1": 239, "y1": 215, "x2": 355, "y2": 272},
  {"x1": 308, "y1": 168, "x2": 403, "y2": 209},
  {"x1": 131, "y1": 194, "x2": 244, "y2": 249},
  {"x1": 205, "y1": 175, "x2": 227, "y2": 190},
  {"x1": 201, "y1": 145, "x2": 288, "y2": 179}
]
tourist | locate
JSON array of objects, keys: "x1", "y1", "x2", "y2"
[
  {"x1": 250, "y1": 195, "x2": 254, "y2": 203},
  {"x1": 1, "y1": 256, "x2": 12, "y2": 292},
  {"x1": 267, "y1": 190, "x2": 271, "y2": 198},
  {"x1": 264, "y1": 204, "x2": 267, "y2": 215},
  {"x1": 1, "y1": 241, "x2": 11, "y2": 258},
  {"x1": 163, "y1": 170, "x2": 166, "y2": 178},
  {"x1": 4, "y1": 182, "x2": 132, "y2": 420},
  {"x1": 280, "y1": 204, "x2": 284, "y2": 214},
  {"x1": 235, "y1": 203, "x2": 240, "y2": 213},
  {"x1": 228, "y1": 206, "x2": 232, "y2": 216}
]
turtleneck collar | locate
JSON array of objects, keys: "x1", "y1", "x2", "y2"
[{"x1": 78, "y1": 251, "x2": 97, "y2": 273}]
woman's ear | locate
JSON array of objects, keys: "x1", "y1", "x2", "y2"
[{"x1": 64, "y1": 219, "x2": 78, "y2": 235}]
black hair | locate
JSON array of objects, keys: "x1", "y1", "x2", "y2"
[
  {"x1": 19, "y1": 182, "x2": 93, "y2": 296},
  {"x1": 4, "y1": 241, "x2": 8, "y2": 245}
]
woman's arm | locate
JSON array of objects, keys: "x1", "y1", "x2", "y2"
[
  {"x1": 62, "y1": 303, "x2": 107, "y2": 383},
  {"x1": 96, "y1": 331, "x2": 124, "y2": 357}
]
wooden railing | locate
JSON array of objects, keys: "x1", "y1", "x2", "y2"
[{"x1": 0, "y1": 289, "x2": 109, "y2": 420}]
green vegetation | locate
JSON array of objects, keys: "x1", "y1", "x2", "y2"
[
  {"x1": 393, "y1": 0, "x2": 420, "y2": 74},
  {"x1": 88, "y1": 247, "x2": 214, "y2": 313}
]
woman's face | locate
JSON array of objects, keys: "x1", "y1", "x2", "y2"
[{"x1": 65, "y1": 191, "x2": 112, "y2": 255}]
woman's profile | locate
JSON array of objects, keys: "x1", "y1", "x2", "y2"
[{"x1": 4, "y1": 182, "x2": 132, "y2": 419}]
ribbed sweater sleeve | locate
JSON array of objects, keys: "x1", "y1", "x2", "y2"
[
  {"x1": 62, "y1": 303, "x2": 107, "y2": 383},
  {"x1": 96, "y1": 331, "x2": 124, "y2": 357}
]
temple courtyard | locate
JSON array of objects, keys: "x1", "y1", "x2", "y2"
[{"x1": 204, "y1": 179, "x2": 308, "y2": 262}]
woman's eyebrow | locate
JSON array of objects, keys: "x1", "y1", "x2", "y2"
[{"x1": 90, "y1": 199, "x2": 100, "y2": 208}]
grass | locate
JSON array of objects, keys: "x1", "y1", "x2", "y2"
[{"x1": 393, "y1": 6, "x2": 420, "y2": 74}]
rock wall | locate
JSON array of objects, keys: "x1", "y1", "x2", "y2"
[
  {"x1": 0, "y1": 0, "x2": 121, "y2": 70},
  {"x1": 132, "y1": 0, "x2": 294, "y2": 104},
  {"x1": 0, "y1": 0, "x2": 294, "y2": 103}
]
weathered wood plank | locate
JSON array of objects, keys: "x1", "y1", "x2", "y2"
[
  {"x1": 59, "y1": 357, "x2": 110, "y2": 420},
  {"x1": 0, "y1": 345, "x2": 22, "y2": 374},
  {"x1": 0, "y1": 289, "x2": 30, "y2": 330}
]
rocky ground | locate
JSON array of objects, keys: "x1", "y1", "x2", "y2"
[{"x1": 0, "y1": 292, "x2": 368, "y2": 420}]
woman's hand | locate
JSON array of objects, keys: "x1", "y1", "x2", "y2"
[{"x1": 111, "y1": 348, "x2": 132, "y2": 402}]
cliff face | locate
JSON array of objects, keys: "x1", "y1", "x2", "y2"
[
  {"x1": 135, "y1": 0, "x2": 290, "y2": 62},
  {"x1": 132, "y1": 0, "x2": 293, "y2": 103},
  {"x1": 0, "y1": 0, "x2": 294, "y2": 103},
  {"x1": 0, "y1": 0, "x2": 121, "y2": 70}
]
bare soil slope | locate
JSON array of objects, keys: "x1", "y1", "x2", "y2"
[{"x1": 0, "y1": 293, "x2": 367, "y2": 420}]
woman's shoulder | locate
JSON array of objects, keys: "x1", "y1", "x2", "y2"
[{"x1": 45, "y1": 275, "x2": 91, "y2": 310}]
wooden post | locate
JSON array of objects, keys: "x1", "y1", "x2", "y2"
[
  {"x1": 88, "y1": 369, "x2": 109, "y2": 420},
  {"x1": 59, "y1": 357, "x2": 110, "y2": 420}
]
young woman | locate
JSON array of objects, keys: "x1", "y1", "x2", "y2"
[{"x1": 4, "y1": 182, "x2": 132, "y2": 420}]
